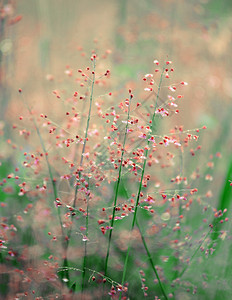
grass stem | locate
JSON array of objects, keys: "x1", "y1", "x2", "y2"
[
  {"x1": 104, "y1": 93, "x2": 132, "y2": 276},
  {"x1": 81, "y1": 181, "x2": 89, "y2": 295},
  {"x1": 136, "y1": 220, "x2": 168, "y2": 300},
  {"x1": 66, "y1": 58, "x2": 96, "y2": 243},
  {"x1": 120, "y1": 67, "x2": 165, "y2": 299},
  {"x1": 21, "y1": 94, "x2": 64, "y2": 236}
]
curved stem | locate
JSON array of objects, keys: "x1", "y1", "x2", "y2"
[
  {"x1": 104, "y1": 94, "x2": 132, "y2": 276},
  {"x1": 64, "y1": 58, "x2": 96, "y2": 291},
  {"x1": 136, "y1": 220, "x2": 168, "y2": 300},
  {"x1": 66, "y1": 58, "x2": 96, "y2": 243},
  {"x1": 179, "y1": 229, "x2": 211, "y2": 278},
  {"x1": 21, "y1": 95, "x2": 64, "y2": 237},
  {"x1": 120, "y1": 68, "x2": 165, "y2": 299}
]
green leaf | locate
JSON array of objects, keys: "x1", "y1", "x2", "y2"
[{"x1": 211, "y1": 156, "x2": 232, "y2": 243}]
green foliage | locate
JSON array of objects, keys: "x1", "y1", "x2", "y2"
[
  {"x1": 203, "y1": 0, "x2": 232, "y2": 18},
  {"x1": 211, "y1": 157, "x2": 232, "y2": 243}
]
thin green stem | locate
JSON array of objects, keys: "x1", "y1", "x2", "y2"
[
  {"x1": 21, "y1": 95, "x2": 64, "y2": 237},
  {"x1": 70, "y1": 99, "x2": 86, "y2": 176},
  {"x1": 119, "y1": 180, "x2": 167, "y2": 297},
  {"x1": 34, "y1": 124, "x2": 64, "y2": 236},
  {"x1": 75, "y1": 59, "x2": 96, "y2": 202},
  {"x1": 66, "y1": 58, "x2": 96, "y2": 243},
  {"x1": 136, "y1": 220, "x2": 168, "y2": 300},
  {"x1": 104, "y1": 94, "x2": 132, "y2": 276},
  {"x1": 65, "y1": 58, "x2": 96, "y2": 292},
  {"x1": 81, "y1": 181, "x2": 89, "y2": 296},
  {"x1": 173, "y1": 143, "x2": 184, "y2": 280},
  {"x1": 120, "y1": 68, "x2": 165, "y2": 299},
  {"x1": 179, "y1": 229, "x2": 211, "y2": 278}
]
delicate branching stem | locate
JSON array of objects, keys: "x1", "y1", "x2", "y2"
[
  {"x1": 66, "y1": 58, "x2": 96, "y2": 244},
  {"x1": 21, "y1": 96, "x2": 64, "y2": 237},
  {"x1": 71, "y1": 99, "x2": 86, "y2": 173},
  {"x1": 179, "y1": 229, "x2": 211, "y2": 278},
  {"x1": 120, "y1": 68, "x2": 165, "y2": 299},
  {"x1": 64, "y1": 58, "x2": 96, "y2": 292},
  {"x1": 81, "y1": 183, "x2": 89, "y2": 296},
  {"x1": 58, "y1": 266, "x2": 121, "y2": 287},
  {"x1": 120, "y1": 181, "x2": 166, "y2": 295},
  {"x1": 104, "y1": 94, "x2": 132, "y2": 276},
  {"x1": 136, "y1": 220, "x2": 168, "y2": 300},
  {"x1": 76, "y1": 58, "x2": 96, "y2": 201},
  {"x1": 34, "y1": 124, "x2": 65, "y2": 236}
]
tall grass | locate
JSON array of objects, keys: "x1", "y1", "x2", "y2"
[
  {"x1": 120, "y1": 67, "x2": 165, "y2": 296},
  {"x1": 104, "y1": 91, "x2": 132, "y2": 277},
  {"x1": 1, "y1": 53, "x2": 231, "y2": 300}
]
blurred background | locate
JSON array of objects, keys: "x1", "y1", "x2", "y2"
[
  {"x1": 0, "y1": 0, "x2": 232, "y2": 299},
  {"x1": 1, "y1": 0, "x2": 232, "y2": 163}
]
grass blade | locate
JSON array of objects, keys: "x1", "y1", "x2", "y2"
[
  {"x1": 104, "y1": 92, "x2": 132, "y2": 276},
  {"x1": 120, "y1": 67, "x2": 165, "y2": 299}
]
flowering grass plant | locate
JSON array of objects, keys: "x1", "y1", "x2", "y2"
[{"x1": 0, "y1": 50, "x2": 231, "y2": 300}]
